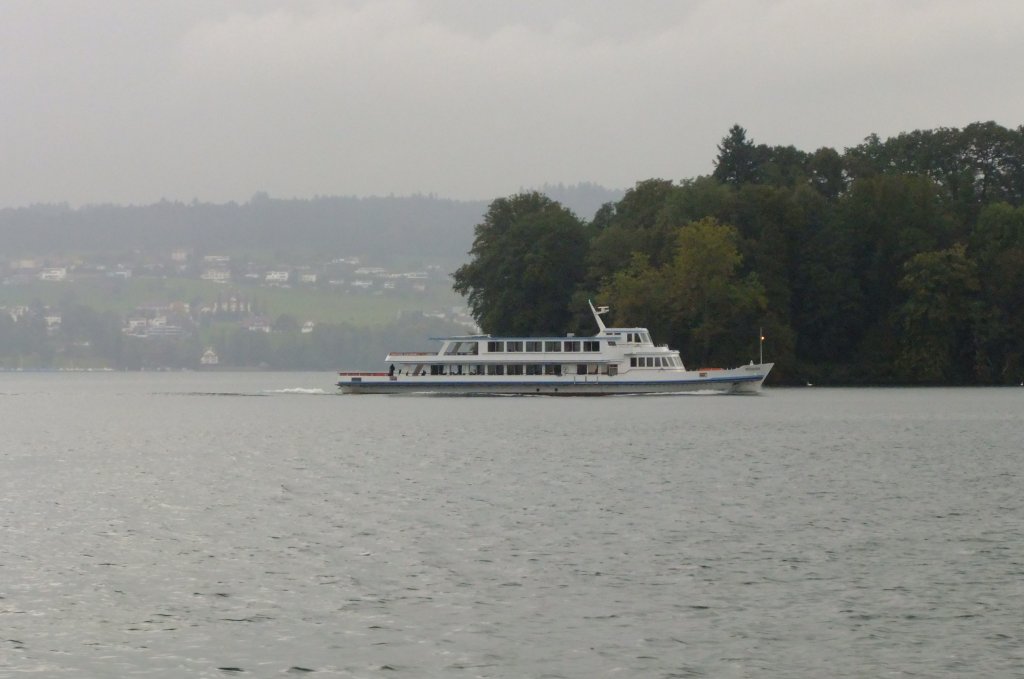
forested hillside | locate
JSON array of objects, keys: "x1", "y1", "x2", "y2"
[
  {"x1": 0, "y1": 194, "x2": 485, "y2": 264},
  {"x1": 0, "y1": 183, "x2": 622, "y2": 263},
  {"x1": 455, "y1": 122, "x2": 1024, "y2": 385}
]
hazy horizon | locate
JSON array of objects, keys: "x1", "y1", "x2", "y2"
[{"x1": 3, "y1": 0, "x2": 1022, "y2": 209}]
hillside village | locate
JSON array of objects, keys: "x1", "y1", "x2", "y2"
[{"x1": 1, "y1": 250, "x2": 475, "y2": 369}]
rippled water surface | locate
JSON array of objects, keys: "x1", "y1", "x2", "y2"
[{"x1": 2, "y1": 373, "x2": 1022, "y2": 677}]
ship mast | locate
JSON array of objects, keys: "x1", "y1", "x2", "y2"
[{"x1": 589, "y1": 300, "x2": 610, "y2": 334}]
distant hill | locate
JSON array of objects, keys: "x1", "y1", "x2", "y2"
[
  {"x1": 531, "y1": 182, "x2": 625, "y2": 220},
  {"x1": 0, "y1": 194, "x2": 485, "y2": 264},
  {"x1": 0, "y1": 185, "x2": 622, "y2": 263}
]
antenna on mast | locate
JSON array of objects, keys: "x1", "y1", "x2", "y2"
[{"x1": 589, "y1": 300, "x2": 609, "y2": 333}]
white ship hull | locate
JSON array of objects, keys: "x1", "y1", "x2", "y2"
[{"x1": 338, "y1": 363, "x2": 772, "y2": 396}]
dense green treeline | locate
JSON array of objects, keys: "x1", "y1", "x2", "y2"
[{"x1": 453, "y1": 122, "x2": 1024, "y2": 385}]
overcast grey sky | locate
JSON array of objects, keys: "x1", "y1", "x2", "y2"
[{"x1": 2, "y1": 0, "x2": 1021, "y2": 208}]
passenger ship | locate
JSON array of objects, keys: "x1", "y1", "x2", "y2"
[{"x1": 337, "y1": 302, "x2": 772, "y2": 395}]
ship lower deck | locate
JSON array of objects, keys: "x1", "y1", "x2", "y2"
[{"x1": 337, "y1": 368, "x2": 771, "y2": 396}]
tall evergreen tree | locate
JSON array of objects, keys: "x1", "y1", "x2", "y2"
[{"x1": 713, "y1": 125, "x2": 762, "y2": 186}]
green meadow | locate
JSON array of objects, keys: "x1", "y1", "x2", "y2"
[{"x1": 0, "y1": 276, "x2": 463, "y2": 325}]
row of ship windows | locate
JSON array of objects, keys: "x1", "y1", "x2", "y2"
[
  {"x1": 486, "y1": 340, "x2": 603, "y2": 353},
  {"x1": 622, "y1": 332, "x2": 651, "y2": 344},
  {"x1": 631, "y1": 356, "x2": 681, "y2": 368},
  {"x1": 428, "y1": 364, "x2": 613, "y2": 376},
  {"x1": 417, "y1": 358, "x2": 677, "y2": 376}
]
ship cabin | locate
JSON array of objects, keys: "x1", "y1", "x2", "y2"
[{"x1": 384, "y1": 324, "x2": 686, "y2": 379}]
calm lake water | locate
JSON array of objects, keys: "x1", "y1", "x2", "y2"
[{"x1": 1, "y1": 373, "x2": 1022, "y2": 678}]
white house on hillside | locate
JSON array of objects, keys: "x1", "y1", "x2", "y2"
[{"x1": 39, "y1": 268, "x2": 67, "y2": 281}]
